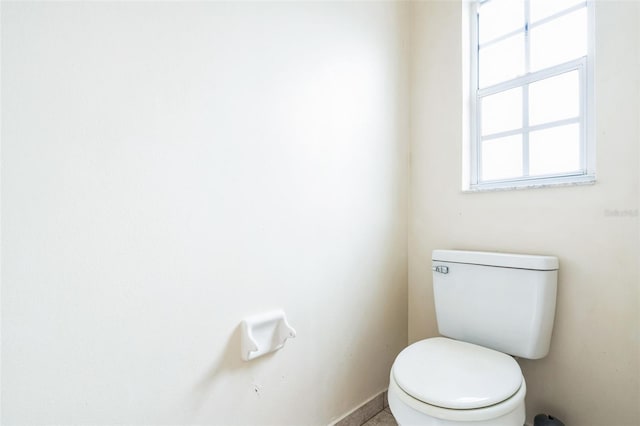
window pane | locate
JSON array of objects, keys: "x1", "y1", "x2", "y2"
[
  {"x1": 479, "y1": 34, "x2": 525, "y2": 88},
  {"x1": 529, "y1": 124, "x2": 581, "y2": 175},
  {"x1": 479, "y1": 0, "x2": 524, "y2": 44},
  {"x1": 530, "y1": 8, "x2": 587, "y2": 72},
  {"x1": 529, "y1": 70, "x2": 580, "y2": 126},
  {"x1": 481, "y1": 88, "x2": 522, "y2": 136},
  {"x1": 530, "y1": 0, "x2": 584, "y2": 23},
  {"x1": 481, "y1": 135, "x2": 523, "y2": 181}
]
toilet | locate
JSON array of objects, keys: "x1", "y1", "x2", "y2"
[{"x1": 388, "y1": 250, "x2": 559, "y2": 426}]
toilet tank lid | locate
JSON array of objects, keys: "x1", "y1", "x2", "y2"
[{"x1": 432, "y1": 250, "x2": 558, "y2": 271}]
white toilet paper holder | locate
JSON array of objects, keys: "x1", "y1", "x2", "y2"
[{"x1": 240, "y1": 310, "x2": 296, "y2": 361}]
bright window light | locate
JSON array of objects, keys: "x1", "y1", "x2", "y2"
[{"x1": 468, "y1": 0, "x2": 595, "y2": 190}]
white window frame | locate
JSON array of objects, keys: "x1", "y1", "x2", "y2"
[{"x1": 467, "y1": 0, "x2": 595, "y2": 191}]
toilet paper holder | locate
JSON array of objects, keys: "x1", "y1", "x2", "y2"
[{"x1": 240, "y1": 310, "x2": 296, "y2": 361}]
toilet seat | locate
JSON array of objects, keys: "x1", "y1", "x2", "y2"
[
  {"x1": 388, "y1": 370, "x2": 526, "y2": 422},
  {"x1": 393, "y1": 337, "x2": 523, "y2": 409},
  {"x1": 389, "y1": 337, "x2": 526, "y2": 422}
]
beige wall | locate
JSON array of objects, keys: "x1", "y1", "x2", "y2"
[
  {"x1": 0, "y1": 2, "x2": 408, "y2": 424},
  {"x1": 409, "y1": 1, "x2": 640, "y2": 425}
]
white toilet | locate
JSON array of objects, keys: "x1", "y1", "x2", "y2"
[{"x1": 388, "y1": 250, "x2": 559, "y2": 426}]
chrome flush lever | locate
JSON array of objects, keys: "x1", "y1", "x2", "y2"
[{"x1": 432, "y1": 265, "x2": 449, "y2": 274}]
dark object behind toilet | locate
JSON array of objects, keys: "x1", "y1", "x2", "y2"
[{"x1": 534, "y1": 414, "x2": 565, "y2": 426}]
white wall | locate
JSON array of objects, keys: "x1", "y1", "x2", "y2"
[
  {"x1": 409, "y1": 1, "x2": 639, "y2": 425},
  {"x1": 0, "y1": 2, "x2": 408, "y2": 424}
]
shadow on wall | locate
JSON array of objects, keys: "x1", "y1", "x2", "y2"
[{"x1": 190, "y1": 325, "x2": 244, "y2": 412}]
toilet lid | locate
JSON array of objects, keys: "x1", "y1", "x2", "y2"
[{"x1": 392, "y1": 337, "x2": 523, "y2": 410}]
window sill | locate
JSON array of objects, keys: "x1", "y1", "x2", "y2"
[{"x1": 464, "y1": 174, "x2": 596, "y2": 192}]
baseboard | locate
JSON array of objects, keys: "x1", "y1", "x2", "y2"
[{"x1": 330, "y1": 389, "x2": 388, "y2": 426}]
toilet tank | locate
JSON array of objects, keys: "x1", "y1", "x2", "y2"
[{"x1": 432, "y1": 250, "x2": 558, "y2": 359}]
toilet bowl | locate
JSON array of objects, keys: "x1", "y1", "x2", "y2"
[{"x1": 388, "y1": 337, "x2": 526, "y2": 426}]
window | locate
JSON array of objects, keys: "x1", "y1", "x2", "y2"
[{"x1": 468, "y1": 0, "x2": 594, "y2": 190}]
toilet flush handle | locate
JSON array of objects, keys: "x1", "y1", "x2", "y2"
[{"x1": 432, "y1": 265, "x2": 449, "y2": 274}]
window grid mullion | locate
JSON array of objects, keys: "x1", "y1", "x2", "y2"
[
  {"x1": 522, "y1": 85, "x2": 530, "y2": 177},
  {"x1": 481, "y1": 117, "x2": 582, "y2": 141},
  {"x1": 478, "y1": 57, "x2": 585, "y2": 97},
  {"x1": 528, "y1": 2, "x2": 587, "y2": 30},
  {"x1": 523, "y1": 0, "x2": 531, "y2": 177},
  {"x1": 525, "y1": 0, "x2": 531, "y2": 73},
  {"x1": 579, "y1": 63, "x2": 587, "y2": 171},
  {"x1": 479, "y1": 2, "x2": 587, "y2": 50},
  {"x1": 472, "y1": 2, "x2": 481, "y2": 185}
]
